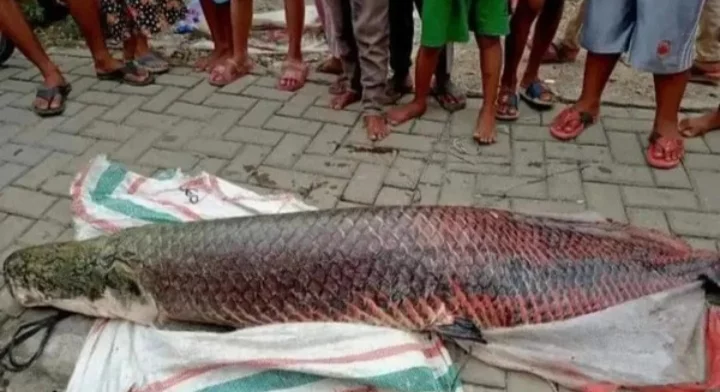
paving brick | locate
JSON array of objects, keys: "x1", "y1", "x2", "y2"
[
  {"x1": 89, "y1": 79, "x2": 121, "y2": 92},
  {"x1": 15, "y1": 116, "x2": 75, "y2": 144},
  {"x1": 607, "y1": 132, "x2": 644, "y2": 164},
  {"x1": 375, "y1": 187, "x2": 413, "y2": 205},
  {"x1": 138, "y1": 149, "x2": 199, "y2": 170},
  {"x1": 142, "y1": 86, "x2": 185, "y2": 113},
  {"x1": 179, "y1": 82, "x2": 217, "y2": 104},
  {"x1": 547, "y1": 161, "x2": 583, "y2": 201},
  {"x1": 57, "y1": 105, "x2": 107, "y2": 134},
  {"x1": 264, "y1": 134, "x2": 312, "y2": 168},
  {"x1": 342, "y1": 163, "x2": 387, "y2": 204},
  {"x1": 415, "y1": 184, "x2": 439, "y2": 204},
  {"x1": 222, "y1": 145, "x2": 273, "y2": 182},
  {"x1": 0, "y1": 79, "x2": 36, "y2": 93},
  {"x1": 689, "y1": 170, "x2": 720, "y2": 212},
  {"x1": 81, "y1": 120, "x2": 138, "y2": 142},
  {"x1": 0, "y1": 163, "x2": 28, "y2": 189},
  {"x1": 581, "y1": 163, "x2": 654, "y2": 186},
  {"x1": 704, "y1": 132, "x2": 720, "y2": 153},
  {"x1": 513, "y1": 100, "x2": 542, "y2": 126},
  {"x1": 14, "y1": 152, "x2": 73, "y2": 189},
  {"x1": 41, "y1": 174, "x2": 74, "y2": 197},
  {"x1": 218, "y1": 74, "x2": 258, "y2": 94},
  {"x1": 17, "y1": 220, "x2": 65, "y2": 245},
  {"x1": 512, "y1": 141, "x2": 544, "y2": 177},
  {"x1": 573, "y1": 122, "x2": 608, "y2": 145},
  {"x1": 627, "y1": 208, "x2": 670, "y2": 233},
  {"x1": 439, "y1": 172, "x2": 475, "y2": 206},
  {"x1": 293, "y1": 154, "x2": 357, "y2": 178},
  {"x1": 203, "y1": 93, "x2": 257, "y2": 110},
  {"x1": 622, "y1": 186, "x2": 698, "y2": 209},
  {"x1": 265, "y1": 115, "x2": 323, "y2": 137},
  {"x1": 0, "y1": 143, "x2": 51, "y2": 166},
  {"x1": 224, "y1": 126, "x2": 284, "y2": 146},
  {"x1": 239, "y1": 101, "x2": 282, "y2": 127},
  {"x1": 512, "y1": 199, "x2": 586, "y2": 215},
  {"x1": 185, "y1": 138, "x2": 242, "y2": 159},
  {"x1": 652, "y1": 166, "x2": 691, "y2": 189},
  {"x1": 506, "y1": 371, "x2": 555, "y2": 392},
  {"x1": 124, "y1": 111, "x2": 179, "y2": 131},
  {"x1": 411, "y1": 119, "x2": 445, "y2": 137},
  {"x1": 243, "y1": 165, "x2": 312, "y2": 190},
  {"x1": 44, "y1": 199, "x2": 72, "y2": 225},
  {"x1": 154, "y1": 120, "x2": 204, "y2": 150},
  {"x1": 420, "y1": 163, "x2": 443, "y2": 185},
  {"x1": 277, "y1": 94, "x2": 316, "y2": 117},
  {"x1": 0, "y1": 187, "x2": 56, "y2": 218},
  {"x1": 101, "y1": 96, "x2": 147, "y2": 122},
  {"x1": 0, "y1": 92, "x2": 24, "y2": 107},
  {"x1": 241, "y1": 85, "x2": 294, "y2": 101},
  {"x1": 75, "y1": 91, "x2": 125, "y2": 106},
  {"x1": 304, "y1": 106, "x2": 358, "y2": 126},
  {"x1": 384, "y1": 157, "x2": 424, "y2": 189},
  {"x1": 0, "y1": 215, "x2": 33, "y2": 250},
  {"x1": 683, "y1": 153, "x2": 720, "y2": 170},
  {"x1": 583, "y1": 183, "x2": 627, "y2": 222},
  {"x1": 0, "y1": 123, "x2": 22, "y2": 144},
  {"x1": 111, "y1": 130, "x2": 162, "y2": 162},
  {"x1": 304, "y1": 177, "x2": 347, "y2": 209},
  {"x1": 374, "y1": 133, "x2": 435, "y2": 153},
  {"x1": 155, "y1": 74, "x2": 202, "y2": 88},
  {"x1": 39, "y1": 132, "x2": 94, "y2": 154},
  {"x1": 683, "y1": 237, "x2": 717, "y2": 251},
  {"x1": 192, "y1": 158, "x2": 229, "y2": 174},
  {"x1": 166, "y1": 102, "x2": 218, "y2": 121},
  {"x1": 116, "y1": 84, "x2": 163, "y2": 96},
  {"x1": 667, "y1": 211, "x2": 720, "y2": 238},
  {"x1": 56, "y1": 228, "x2": 76, "y2": 242},
  {"x1": 197, "y1": 110, "x2": 245, "y2": 138},
  {"x1": 305, "y1": 124, "x2": 349, "y2": 155},
  {"x1": 476, "y1": 175, "x2": 547, "y2": 198},
  {"x1": 0, "y1": 106, "x2": 40, "y2": 126},
  {"x1": 602, "y1": 117, "x2": 653, "y2": 133},
  {"x1": 545, "y1": 142, "x2": 612, "y2": 163}
]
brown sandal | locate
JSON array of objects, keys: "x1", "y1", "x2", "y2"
[{"x1": 208, "y1": 58, "x2": 252, "y2": 87}]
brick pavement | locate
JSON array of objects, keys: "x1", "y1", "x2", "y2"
[{"x1": 1, "y1": 49, "x2": 720, "y2": 391}]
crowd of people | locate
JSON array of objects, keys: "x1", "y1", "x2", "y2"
[{"x1": 0, "y1": 0, "x2": 718, "y2": 170}]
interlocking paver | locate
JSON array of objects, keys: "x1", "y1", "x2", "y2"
[
  {"x1": 81, "y1": 121, "x2": 138, "y2": 142},
  {"x1": 305, "y1": 124, "x2": 349, "y2": 155},
  {"x1": 342, "y1": 163, "x2": 387, "y2": 204},
  {"x1": 0, "y1": 143, "x2": 51, "y2": 166},
  {"x1": 39, "y1": 132, "x2": 94, "y2": 155},
  {"x1": 239, "y1": 101, "x2": 282, "y2": 127},
  {"x1": 264, "y1": 115, "x2": 322, "y2": 136},
  {"x1": 293, "y1": 154, "x2": 357, "y2": 178},
  {"x1": 439, "y1": 171, "x2": 475, "y2": 206},
  {"x1": 0, "y1": 163, "x2": 28, "y2": 189},
  {"x1": 627, "y1": 208, "x2": 670, "y2": 233},
  {"x1": 622, "y1": 186, "x2": 698, "y2": 210},
  {"x1": 384, "y1": 157, "x2": 424, "y2": 189},
  {"x1": 667, "y1": 211, "x2": 720, "y2": 238},
  {"x1": 512, "y1": 141, "x2": 544, "y2": 177},
  {"x1": 264, "y1": 134, "x2": 312, "y2": 168},
  {"x1": 0, "y1": 215, "x2": 33, "y2": 251},
  {"x1": 689, "y1": 170, "x2": 720, "y2": 212},
  {"x1": 143, "y1": 86, "x2": 186, "y2": 113},
  {"x1": 583, "y1": 182, "x2": 627, "y2": 222},
  {"x1": 57, "y1": 105, "x2": 107, "y2": 134},
  {"x1": 14, "y1": 152, "x2": 72, "y2": 189},
  {"x1": 0, "y1": 187, "x2": 56, "y2": 218},
  {"x1": 224, "y1": 126, "x2": 284, "y2": 146},
  {"x1": 185, "y1": 138, "x2": 242, "y2": 160}
]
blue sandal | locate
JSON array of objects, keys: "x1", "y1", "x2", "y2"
[
  {"x1": 496, "y1": 89, "x2": 520, "y2": 121},
  {"x1": 519, "y1": 80, "x2": 555, "y2": 109}
]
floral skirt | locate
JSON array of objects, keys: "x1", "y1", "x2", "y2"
[{"x1": 101, "y1": 0, "x2": 187, "y2": 41}]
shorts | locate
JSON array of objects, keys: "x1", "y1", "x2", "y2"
[
  {"x1": 580, "y1": 0, "x2": 706, "y2": 74},
  {"x1": 420, "y1": 0, "x2": 510, "y2": 48}
]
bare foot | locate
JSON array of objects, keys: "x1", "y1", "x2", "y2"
[
  {"x1": 331, "y1": 91, "x2": 361, "y2": 110},
  {"x1": 474, "y1": 106, "x2": 497, "y2": 144},
  {"x1": 195, "y1": 48, "x2": 230, "y2": 72},
  {"x1": 365, "y1": 115, "x2": 390, "y2": 141},
  {"x1": 387, "y1": 100, "x2": 426, "y2": 125},
  {"x1": 679, "y1": 110, "x2": 720, "y2": 138}
]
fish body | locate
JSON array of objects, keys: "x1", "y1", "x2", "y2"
[{"x1": 4, "y1": 206, "x2": 720, "y2": 341}]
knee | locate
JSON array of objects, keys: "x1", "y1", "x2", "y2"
[{"x1": 477, "y1": 35, "x2": 502, "y2": 51}]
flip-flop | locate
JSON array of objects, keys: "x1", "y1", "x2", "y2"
[
  {"x1": 495, "y1": 89, "x2": 520, "y2": 121},
  {"x1": 646, "y1": 132, "x2": 684, "y2": 170},
  {"x1": 135, "y1": 51, "x2": 170, "y2": 75},
  {"x1": 431, "y1": 80, "x2": 467, "y2": 113},
  {"x1": 277, "y1": 60, "x2": 309, "y2": 92},
  {"x1": 519, "y1": 80, "x2": 555, "y2": 109},
  {"x1": 208, "y1": 58, "x2": 252, "y2": 87},
  {"x1": 33, "y1": 83, "x2": 72, "y2": 117},
  {"x1": 549, "y1": 106, "x2": 597, "y2": 141},
  {"x1": 97, "y1": 62, "x2": 154, "y2": 86}
]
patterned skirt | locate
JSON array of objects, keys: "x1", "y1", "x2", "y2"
[{"x1": 101, "y1": 0, "x2": 188, "y2": 41}]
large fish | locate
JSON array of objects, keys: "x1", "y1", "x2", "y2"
[{"x1": 4, "y1": 206, "x2": 720, "y2": 342}]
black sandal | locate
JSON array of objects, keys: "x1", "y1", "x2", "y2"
[
  {"x1": 97, "y1": 62, "x2": 155, "y2": 86},
  {"x1": 33, "y1": 83, "x2": 72, "y2": 117},
  {"x1": 431, "y1": 80, "x2": 467, "y2": 112}
]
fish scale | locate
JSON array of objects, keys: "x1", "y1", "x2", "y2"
[{"x1": 4, "y1": 206, "x2": 720, "y2": 341}]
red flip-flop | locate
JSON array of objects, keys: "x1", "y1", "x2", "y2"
[
  {"x1": 645, "y1": 132, "x2": 684, "y2": 170},
  {"x1": 549, "y1": 106, "x2": 597, "y2": 141}
]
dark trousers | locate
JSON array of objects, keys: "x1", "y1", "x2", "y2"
[{"x1": 388, "y1": 0, "x2": 451, "y2": 81}]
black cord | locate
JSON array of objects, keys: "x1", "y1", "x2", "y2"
[{"x1": 0, "y1": 311, "x2": 71, "y2": 373}]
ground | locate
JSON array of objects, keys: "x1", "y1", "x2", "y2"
[{"x1": 1, "y1": 41, "x2": 720, "y2": 391}]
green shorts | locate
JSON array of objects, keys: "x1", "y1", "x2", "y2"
[{"x1": 421, "y1": 0, "x2": 510, "y2": 47}]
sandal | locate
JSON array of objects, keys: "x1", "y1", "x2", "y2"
[
  {"x1": 208, "y1": 58, "x2": 252, "y2": 87},
  {"x1": 431, "y1": 80, "x2": 467, "y2": 113},
  {"x1": 541, "y1": 42, "x2": 579, "y2": 64},
  {"x1": 495, "y1": 88, "x2": 520, "y2": 121},
  {"x1": 520, "y1": 80, "x2": 555, "y2": 109},
  {"x1": 277, "y1": 60, "x2": 309, "y2": 92},
  {"x1": 97, "y1": 62, "x2": 154, "y2": 86},
  {"x1": 646, "y1": 132, "x2": 684, "y2": 170},
  {"x1": 33, "y1": 83, "x2": 72, "y2": 117},
  {"x1": 549, "y1": 106, "x2": 597, "y2": 141},
  {"x1": 135, "y1": 51, "x2": 170, "y2": 75}
]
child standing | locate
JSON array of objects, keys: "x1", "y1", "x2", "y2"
[
  {"x1": 194, "y1": 0, "x2": 233, "y2": 72},
  {"x1": 388, "y1": 0, "x2": 508, "y2": 144}
]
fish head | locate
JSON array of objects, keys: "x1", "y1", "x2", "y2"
[{"x1": 3, "y1": 238, "x2": 158, "y2": 324}]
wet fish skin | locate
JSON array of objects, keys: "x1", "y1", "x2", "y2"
[{"x1": 4, "y1": 206, "x2": 720, "y2": 340}]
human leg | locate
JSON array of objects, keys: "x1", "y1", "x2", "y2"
[
  {"x1": 541, "y1": 0, "x2": 584, "y2": 63},
  {"x1": 386, "y1": 0, "x2": 415, "y2": 103},
  {"x1": 329, "y1": 0, "x2": 362, "y2": 108},
  {"x1": 679, "y1": 105, "x2": 720, "y2": 137},
  {"x1": 208, "y1": 0, "x2": 253, "y2": 86},
  {"x1": 277, "y1": 0, "x2": 309, "y2": 91},
  {"x1": 196, "y1": 0, "x2": 232, "y2": 72},
  {"x1": 690, "y1": 0, "x2": 720, "y2": 85},
  {"x1": 315, "y1": 0, "x2": 343, "y2": 75}
]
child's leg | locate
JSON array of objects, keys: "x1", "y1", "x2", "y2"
[
  {"x1": 330, "y1": 0, "x2": 362, "y2": 109},
  {"x1": 277, "y1": 0, "x2": 309, "y2": 91},
  {"x1": 347, "y1": 0, "x2": 391, "y2": 140},
  {"x1": 208, "y1": 0, "x2": 252, "y2": 86},
  {"x1": 387, "y1": 47, "x2": 442, "y2": 125},
  {"x1": 386, "y1": 0, "x2": 415, "y2": 102},
  {"x1": 542, "y1": 0, "x2": 584, "y2": 64},
  {"x1": 196, "y1": 0, "x2": 227, "y2": 71},
  {"x1": 496, "y1": 0, "x2": 544, "y2": 120},
  {"x1": 518, "y1": 0, "x2": 563, "y2": 108}
]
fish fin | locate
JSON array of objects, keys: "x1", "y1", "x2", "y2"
[{"x1": 435, "y1": 318, "x2": 487, "y2": 344}]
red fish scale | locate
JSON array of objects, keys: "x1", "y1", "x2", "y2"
[{"x1": 108, "y1": 206, "x2": 720, "y2": 332}]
